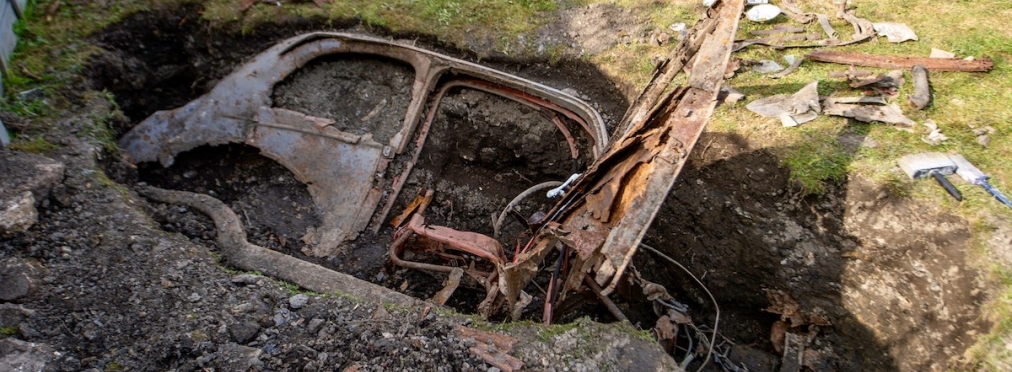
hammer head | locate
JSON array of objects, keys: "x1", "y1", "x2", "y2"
[{"x1": 898, "y1": 152, "x2": 957, "y2": 179}]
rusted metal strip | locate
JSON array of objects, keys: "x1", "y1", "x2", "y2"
[{"x1": 807, "y1": 50, "x2": 994, "y2": 72}]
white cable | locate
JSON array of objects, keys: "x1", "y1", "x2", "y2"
[{"x1": 546, "y1": 173, "x2": 581, "y2": 198}]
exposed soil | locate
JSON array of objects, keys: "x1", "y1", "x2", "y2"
[
  {"x1": 273, "y1": 55, "x2": 415, "y2": 144},
  {"x1": 410, "y1": 87, "x2": 593, "y2": 235},
  {"x1": 638, "y1": 132, "x2": 989, "y2": 371},
  {"x1": 0, "y1": 3, "x2": 997, "y2": 372},
  {"x1": 138, "y1": 144, "x2": 321, "y2": 260},
  {"x1": 534, "y1": 2, "x2": 649, "y2": 55}
]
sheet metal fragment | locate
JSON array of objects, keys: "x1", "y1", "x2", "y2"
[
  {"x1": 745, "y1": 81, "x2": 821, "y2": 126},
  {"x1": 822, "y1": 99, "x2": 916, "y2": 128}
]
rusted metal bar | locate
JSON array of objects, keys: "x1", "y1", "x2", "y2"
[
  {"x1": 583, "y1": 274, "x2": 629, "y2": 323},
  {"x1": 806, "y1": 50, "x2": 994, "y2": 72}
]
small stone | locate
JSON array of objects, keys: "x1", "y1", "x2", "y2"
[
  {"x1": 0, "y1": 192, "x2": 38, "y2": 236},
  {"x1": 231, "y1": 274, "x2": 263, "y2": 285},
  {"x1": 861, "y1": 137, "x2": 878, "y2": 148},
  {"x1": 0, "y1": 258, "x2": 47, "y2": 302},
  {"x1": 217, "y1": 343, "x2": 262, "y2": 370},
  {"x1": 228, "y1": 321, "x2": 261, "y2": 344},
  {"x1": 977, "y1": 135, "x2": 991, "y2": 147},
  {"x1": 488, "y1": 368, "x2": 501, "y2": 372},
  {"x1": 187, "y1": 293, "x2": 201, "y2": 302},
  {"x1": 288, "y1": 294, "x2": 309, "y2": 309},
  {"x1": 307, "y1": 318, "x2": 325, "y2": 334}
]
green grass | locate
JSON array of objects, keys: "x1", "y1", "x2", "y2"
[
  {"x1": 5, "y1": 0, "x2": 150, "y2": 98},
  {"x1": 7, "y1": 135, "x2": 58, "y2": 153},
  {"x1": 0, "y1": 326, "x2": 19, "y2": 336},
  {"x1": 202, "y1": 0, "x2": 566, "y2": 55}
]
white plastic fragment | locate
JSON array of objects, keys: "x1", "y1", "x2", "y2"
[
  {"x1": 921, "y1": 119, "x2": 948, "y2": 146},
  {"x1": 745, "y1": 4, "x2": 781, "y2": 22},
  {"x1": 929, "y1": 48, "x2": 956, "y2": 59},
  {"x1": 746, "y1": 81, "x2": 821, "y2": 126},
  {"x1": 872, "y1": 23, "x2": 918, "y2": 43},
  {"x1": 752, "y1": 60, "x2": 785, "y2": 74},
  {"x1": 547, "y1": 173, "x2": 581, "y2": 198}
]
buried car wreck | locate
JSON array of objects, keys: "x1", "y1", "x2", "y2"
[{"x1": 119, "y1": 0, "x2": 743, "y2": 368}]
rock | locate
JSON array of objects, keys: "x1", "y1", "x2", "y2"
[
  {"x1": 0, "y1": 303, "x2": 36, "y2": 327},
  {"x1": 0, "y1": 258, "x2": 47, "y2": 302},
  {"x1": 0, "y1": 152, "x2": 66, "y2": 201},
  {"x1": 717, "y1": 87, "x2": 745, "y2": 105},
  {"x1": 216, "y1": 343, "x2": 262, "y2": 371},
  {"x1": 228, "y1": 321, "x2": 261, "y2": 344},
  {"x1": 0, "y1": 339, "x2": 60, "y2": 372},
  {"x1": 977, "y1": 135, "x2": 991, "y2": 147},
  {"x1": 307, "y1": 318, "x2": 325, "y2": 334},
  {"x1": 230, "y1": 274, "x2": 263, "y2": 285},
  {"x1": 288, "y1": 294, "x2": 309, "y2": 309},
  {"x1": 1, "y1": 192, "x2": 37, "y2": 236},
  {"x1": 728, "y1": 344, "x2": 780, "y2": 371}
]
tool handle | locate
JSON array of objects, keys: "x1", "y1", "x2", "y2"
[
  {"x1": 981, "y1": 182, "x2": 1012, "y2": 210},
  {"x1": 932, "y1": 172, "x2": 963, "y2": 201}
]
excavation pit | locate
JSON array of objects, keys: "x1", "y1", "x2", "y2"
[{"x1": 88, "y1": 7, "x2": 991, "y2": 371}]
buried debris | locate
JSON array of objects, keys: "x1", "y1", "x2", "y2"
[{"x1": 121, "y1": 0, "x2": 744, "y2": 368}]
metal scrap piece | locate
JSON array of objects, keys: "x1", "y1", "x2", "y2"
[
  {"x1": 745, "y1": 81, "x2": 821, "y2": 126},
  {"x1": 770, "y1": 55, "x2": 804, "y2": 79},
  {"x1": 120, "y1": 32, "x2": 608, "y2": 258},
  {"x1": 430, "y1": 267, "x2": 463, "y2": 306},
  {"x1": 822, "y1": 99, "x2": 916, "y2": 128},
  {"x1": 459, "y1": 326, "x2": 523, "y2": 372},
  {"x1": 873, "y1": 22, "x2": 918, "y2": 43}
]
